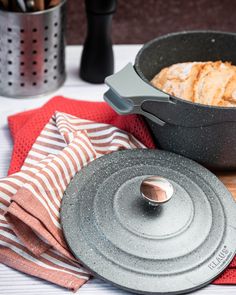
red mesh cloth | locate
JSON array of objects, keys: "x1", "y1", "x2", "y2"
[
  {"x1": 8, "y1": 96, "x2": 155, "y2": 175},
  {"x1": 7, "y1": 96, "x2": 236, "y2": 285}
]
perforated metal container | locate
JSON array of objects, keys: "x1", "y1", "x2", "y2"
[{"x1": 0, "y1": 0, "x2": 66, "y2": 98}]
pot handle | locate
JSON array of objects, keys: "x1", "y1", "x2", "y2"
[{"x1": 104, "y1": 63, "x2": 170, "y2": 126}]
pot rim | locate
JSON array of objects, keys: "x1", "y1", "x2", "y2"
[{"x1": 135, "y1": 30, "x2": 236, "y2": 110}]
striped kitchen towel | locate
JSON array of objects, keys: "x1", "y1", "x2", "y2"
[
  {"x1": 0, "y1": 111, "x2": 146, "y2": 291},
  {"x1": 8, "y1": 96, "x2": 155, "y2": 175}
]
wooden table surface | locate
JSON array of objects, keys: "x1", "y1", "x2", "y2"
[
  {"x1": 217, "y1": 172, "x2": 236, "y2": 200},
  {"x1": 0, "y1": 45, "x2": 236, "y2": 295}
]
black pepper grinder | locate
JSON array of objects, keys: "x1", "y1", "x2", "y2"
[{"x1": 80, "y1": 0, "x2": 117, "y2": 84}]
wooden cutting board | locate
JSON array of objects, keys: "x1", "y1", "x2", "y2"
[{"x1": 217, "y1": 171, "x2": 236, "y2": 200}]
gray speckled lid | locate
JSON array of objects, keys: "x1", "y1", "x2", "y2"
[{"x1": 61, "y1": 149, "x2": 236, "y2": 294}]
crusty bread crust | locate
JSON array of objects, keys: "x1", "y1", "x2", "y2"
[{"x1": 151, "y1": 61, "x2": 236, "y2": 107}]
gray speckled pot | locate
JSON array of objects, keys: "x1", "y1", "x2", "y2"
[{"x1": 104, "y1": 31, "x2": 236, "y2": 170}]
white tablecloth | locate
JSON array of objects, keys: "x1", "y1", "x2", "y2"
[{"x1": 0, "y1": 45, "x2": 235, "y2": 295}]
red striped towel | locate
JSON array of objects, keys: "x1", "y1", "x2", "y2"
[
  {"x1": 8, "y1": 96, "x2": 155, "y2": 175},
  {"x1": 0, "y1": 110, "x2": 147, "y2": 291}
]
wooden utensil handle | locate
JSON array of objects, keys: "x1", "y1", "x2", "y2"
[
  {"x1": 49, "y1": 0, "x2": 60, "y2": 7},
  {"x1": 1, "y1": 0, "x2": 8, "y2": 8},
  {"x1": 35, "y1": 0, "x2": 44, "y2": 10}
]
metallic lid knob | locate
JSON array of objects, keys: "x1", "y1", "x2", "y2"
[{"x1": 140, "y1": 176, "x2": 174, "y2": 206}]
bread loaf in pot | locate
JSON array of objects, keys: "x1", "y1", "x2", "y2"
[{"x1": 151, "y1": 61, "x2": 236, "y2": 107}]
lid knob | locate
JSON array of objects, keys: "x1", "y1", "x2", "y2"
[{"x1": 140, "y1": 176, "x2": 174, "y2": 206}]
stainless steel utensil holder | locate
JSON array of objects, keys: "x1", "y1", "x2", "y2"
[{"x1": 0, "y1": 0, "x2": 66, "y2": 98}]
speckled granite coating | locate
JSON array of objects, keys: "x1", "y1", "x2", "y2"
[{"x1": 61, "y1": 149, "x2": 236, "y2": 294}]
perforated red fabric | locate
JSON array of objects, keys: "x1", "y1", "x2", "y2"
[
  {"x1": 7, "y1": 96, "x2": 235, "y2": 285},
  {"x1": 8, "y1": 96, "x2": 155, "y2": 175}
]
